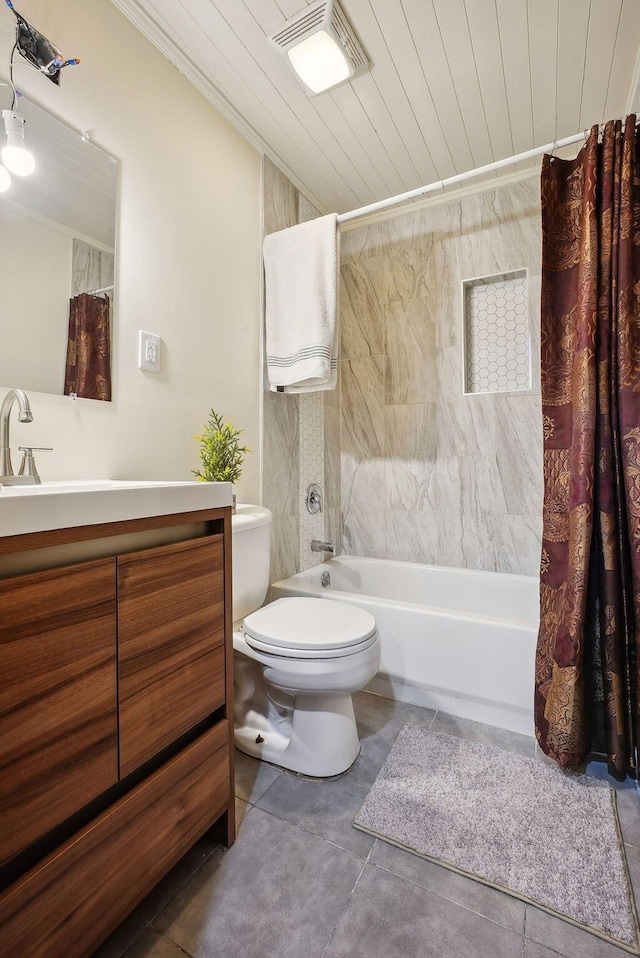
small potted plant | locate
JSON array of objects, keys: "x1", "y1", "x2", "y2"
[{"x1": 193, "y1": 409, "x2": 249, "y2": 512}]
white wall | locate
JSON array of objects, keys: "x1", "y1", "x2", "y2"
[
  {"x1": 1, "y1": 0, "x2": 262, "y2": 500},
  {"x1": 0, "y1": 207, "x2": 71, "y2": 394}
]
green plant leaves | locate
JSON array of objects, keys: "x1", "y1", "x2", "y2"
[{"x1": 193, "y1": 409, "x2": 250, "y2": 485}]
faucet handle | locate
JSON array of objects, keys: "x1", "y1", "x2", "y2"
[
  {"x1": 305, "y1": 483, "x2": 323, "y2": 515},
  {"x1": 18, "y1": 446, "x2": 52, "y2": 484}
]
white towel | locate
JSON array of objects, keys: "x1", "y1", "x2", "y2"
[{"x1": 263, "y1": 213, "x2": 338, "y2": 393}]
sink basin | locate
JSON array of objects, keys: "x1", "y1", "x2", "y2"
[{"x1": 0, "y1": 479, "x2": 233, "y2": 538}]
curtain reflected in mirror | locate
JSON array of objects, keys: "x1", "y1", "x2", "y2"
[{"x1": 64, "y1": 293, "x2": 112, "y2": 402}]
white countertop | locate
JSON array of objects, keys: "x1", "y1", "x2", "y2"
[{"x1": 0, "y1": 479, "x2": 233, "y2": 538}]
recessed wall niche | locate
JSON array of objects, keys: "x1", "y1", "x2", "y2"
[{"x1": 462, "y1": 269, "x2": 531, "y2": 395}]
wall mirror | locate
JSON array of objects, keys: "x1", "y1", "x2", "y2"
[{"x1": 0, "y1": 86, "x2": 118, "y2": 400}]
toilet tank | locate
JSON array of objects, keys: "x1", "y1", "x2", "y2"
[{"x1": 231, "y1": 504, "x2": 272, "y2": 622}]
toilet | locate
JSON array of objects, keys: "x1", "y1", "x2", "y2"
[{"x1": 232, "y1": 504, "x2": 380, "y2": 776}]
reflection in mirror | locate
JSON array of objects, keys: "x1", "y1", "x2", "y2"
[{"x1": 0, "y1": 86, "x2": 117, "y2": 400}]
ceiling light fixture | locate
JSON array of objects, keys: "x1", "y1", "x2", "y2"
[
  {"x1": 269, "y1": 0, "x2": 369, "y2": 96},
  {"x1": 1, "y1": 109, "x2": 34, "y2": 176}
]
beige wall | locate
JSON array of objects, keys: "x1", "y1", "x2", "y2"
[
  {"x1": 0, "y1": 208, "x2": 72, "y2": 394},
  {"x1": 2, "y1": 0, "x2": 262, "y2": 500}
]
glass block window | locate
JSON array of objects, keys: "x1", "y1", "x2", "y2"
[{"x1": 463, "y1": 269, "x2": 531, "y2": 394}]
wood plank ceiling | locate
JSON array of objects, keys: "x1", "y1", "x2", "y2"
[{"x1": 112, "y1": 0, "x2": 640, "y2": 215}]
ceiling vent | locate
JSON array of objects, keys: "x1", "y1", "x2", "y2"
[{"x1": 268, "y1": 0, "x2": 369, "y2": 95}]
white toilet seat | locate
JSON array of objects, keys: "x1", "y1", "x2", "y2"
[
  {"x1": 243, "y1": 596, "x2": 376, "y2": 658},
  {"x1": 244, "y1": 631, "x2": 378, "y2": 659}
]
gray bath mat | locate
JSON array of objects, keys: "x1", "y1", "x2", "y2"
[{"x1": 354, "y1": 724, "x2": 640, "y2": 954}]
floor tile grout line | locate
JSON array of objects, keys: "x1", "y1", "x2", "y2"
[
  {"x1": 122, "y1": 695, "x2": 624, "y2": 958},
  {"x1": 244, "y1": 771, "x2": 284, "y2": 807},
  {"x1": 113, "y1": 844, "x2": 223, "y2": 957},
  {"x1": 521, "y1": 919, "x2": 583, "y2": 958},
  {"x1": 152, "y1": 927, "x2": 194, "y2": 958},
  {"x1": 104, "y1": 832, "x2": 216, "y2": 951},
  {"x1": 244, "y1": 797, "x2": 374, "y2": 861},
  {"x1": 515, "y1": 898, "x2": 631, "y2": 958},
  {"x1": 145, "y1": 846, "x2": 226, "y2": 941},
  {"x1": 242, "y1": 791, "x2": 635, "y2": 958},
  {"x1": 117, "y1": 919, "x2": 192, "y2": 958},
  {"x1": 112, "y1": 919, "x2": 152, "y2": 958},
  {"x1": 318, "y1": 849, "x2": 372, "y2": 958},
  {"x1": 365, "y1": 855, "x2": 524, "y2": 936}
]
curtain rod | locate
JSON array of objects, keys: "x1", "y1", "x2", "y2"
[
  {"x1": 85, "y1": 284, "x2": 114, "y2": 296},
  {"x1": 336, "y1": 131, "x2": 589, "y2": 224}
]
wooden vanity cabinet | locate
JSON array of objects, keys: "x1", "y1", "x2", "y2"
[
  {"x1": 0, "y1": 559, "x2": 118, "y2": 867},
  {"x1": 118, "y1": 535, "x2": 226, "y2": 776},
  {"x1": 0, "y1": 507, "x2": 234, "y2": 958}
]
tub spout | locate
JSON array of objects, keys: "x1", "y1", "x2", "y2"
[{"x1": 311, "y1": 540, "x2": 335, "y2": 554}]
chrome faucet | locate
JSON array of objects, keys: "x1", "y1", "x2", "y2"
[
  {"x1": 0, "y1": 388, "x2": 34, "y2": 483},
  {"x1": 311, "y1": 540, "x2": 335, "y2": 554}
]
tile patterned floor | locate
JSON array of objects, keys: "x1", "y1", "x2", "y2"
[{"x1": 94, "y1": 692, "x2": 640, "y2": 958}]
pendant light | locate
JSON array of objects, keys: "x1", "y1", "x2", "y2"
[{"x1": 2, "y1": 109, "x2": 35, "y2": 176}]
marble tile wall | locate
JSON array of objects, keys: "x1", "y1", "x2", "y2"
[
  {"x1": 71, "y1": 238, "x2": 115, "y2": 296},
  {"x1": 263, "y1": 158, "x2": 300, "y2": 584},
  {"x1": 339, "y1": 177, "x2": 543, "y2": 576},
  {"x1": 262, "y1": 160, "x2": 340, "y2": 582}
]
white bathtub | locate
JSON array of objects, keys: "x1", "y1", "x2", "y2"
[{"x1": 271, "y1": 556, "x2": 539, "y2": 737}]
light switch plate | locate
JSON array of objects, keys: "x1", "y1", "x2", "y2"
[{"x1": 138, "y1": 330, "x2": 161, "y2": 373}]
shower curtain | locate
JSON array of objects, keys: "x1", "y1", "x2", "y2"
[
  {"x1": 535, "y1": 116, "x2": 640, "y2": 775},
  {"x1": 64, "y1": 292, "x2": 112, "y2": 402}
]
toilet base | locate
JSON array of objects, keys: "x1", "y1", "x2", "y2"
[{"x1": 235, "y1": 691, "x2": 361, "y2": 777}]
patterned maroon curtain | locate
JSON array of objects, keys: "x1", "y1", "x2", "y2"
[
  {"x1": 64, "y1": 293, "x2": 112, "y2": 402},
  {"x1": 536, "y1": 116, "x2": 640, "y2": 775}
]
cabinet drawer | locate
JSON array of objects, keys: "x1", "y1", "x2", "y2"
[
  {"x1": 0, "y1": 559, "x2": 117, "y2": 866},
  {"x1": 0, "y1": 722, "x2": 229, "y2": 958},
  {"x1": 118, "y1": 535, "x2": 225, "y2": 776}
]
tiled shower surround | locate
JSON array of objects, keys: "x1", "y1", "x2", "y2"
[
  {"x1": 463, "y1": 270, "x2": 531, "y2": 395},
  {"x1": 71, "y1": 238, "x2": 115, "y2": 296},
  {"x1": 339, "y1": 177, "x2": 543, "y2": 576},
  {"x1": 262, "y1": 159, "x2": 339, "y2": 582},
  {"x1": 262, "y1": 158, "x2": 299, "y2": 584},
  {"x1": 263, "y1": 160, "x2": 543, "y2": 581}
]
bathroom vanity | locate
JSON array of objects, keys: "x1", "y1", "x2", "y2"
[{"x1": 0, "y1": 481, "x2": 235, "y2": 957}]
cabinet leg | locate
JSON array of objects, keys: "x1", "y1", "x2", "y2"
[{"x1": 209, "y1": 807, "x2": 235, "y2": 847}]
